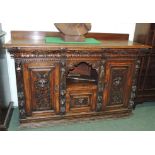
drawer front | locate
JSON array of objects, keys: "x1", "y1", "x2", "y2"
[
  {"x1": 70, "y1": 93, "x2": 91, "y2": 108},
  {"x1": 66, "y1": 90, "x2": 96, "y2": 113}
]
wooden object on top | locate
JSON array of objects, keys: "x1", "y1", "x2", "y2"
[{"x1": 54, "y1": 23, "x2": 91, "y2": 42}]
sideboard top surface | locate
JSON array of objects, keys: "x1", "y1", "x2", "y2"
[{"x1": 4, "y1": 31, "x2": 151, "y2": 50}]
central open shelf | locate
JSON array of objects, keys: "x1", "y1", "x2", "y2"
[{"x1": 66, "y1": 62, "x2": 98, "y2": 85}]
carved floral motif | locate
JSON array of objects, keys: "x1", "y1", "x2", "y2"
[{"x1": 109, "y1": 69, "x2": 127, "y2": 105}]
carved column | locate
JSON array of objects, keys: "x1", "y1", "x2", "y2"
[
  {"x1": 59, "y1": 50, "x2": 67, "y2": 114},
  {"x1": 15, "y1": 61, "x2": 26, "y2": 119},
  {"x1": 96, "y1": 59, "x2": 106, "y2": 111},
  {"x1": 129, "y1": 59, "x2": 141, "y2": 109}
]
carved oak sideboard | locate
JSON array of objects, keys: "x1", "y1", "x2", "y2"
[{"x1": 4, "y1": 31, "x2": 151, "y2": 124}]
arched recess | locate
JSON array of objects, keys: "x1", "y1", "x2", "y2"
[{"x1": 66, "y1": 61, "x2": 100, "y2": 84}]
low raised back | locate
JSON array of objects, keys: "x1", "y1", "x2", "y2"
[{"x1": 11, "y1": 31, "x2": 129, "y2": 41}]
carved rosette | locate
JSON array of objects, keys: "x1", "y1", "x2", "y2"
[
  {"x1": 96, "y1": 59, "x2": 105, "y2": 111},
  {"x1": 129, "y1": 59, "x2": 141, "y2": 109},
  {"x1": 60, "y1": 51, "x2": 67, "y2": 114},
  {"x1": 15, "y1": 61, "x2": 26, "y2": 119}
]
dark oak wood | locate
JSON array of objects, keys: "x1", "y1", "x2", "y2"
[
  {"x1": 134, "y1": 23, "x2": 155, "y2": 104},
  {"x1": 4, "y1": 31, "x2": 151, "y2": 124}
]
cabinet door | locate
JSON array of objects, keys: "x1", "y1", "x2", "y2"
[
  {"x1": 23, "y1": 61, "x2": 60, "y2": 116},
  {"x1": 103, "y1": 60, "x2": 135, "y2": 110}
]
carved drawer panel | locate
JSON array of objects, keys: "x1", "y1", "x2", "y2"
[
  {"x1": 66, "y1": 83, "x2": 97, "y2": 113},
  {"x1": 70, "y1": 93, "x2": 91, "y2": 108}
]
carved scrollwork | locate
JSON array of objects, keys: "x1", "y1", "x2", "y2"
[
  {"x1": 9, "y1": 48, "x2": 62, "y2": 58},
  {"x1": 67, "y1": 50, "x2": 102, "y2": 58},
  {"x1": 109, "y1": 69, "x2": 127, "y2": 105},
  {"x1": 15, "y1": 58, "x2": 60, "y2": 64},
  {"x1": 67, "y1": 61, "x2": 100, "y2": 74},
  {"x1": 102, "y1": 48, "x2": 141, "y2": 58}
]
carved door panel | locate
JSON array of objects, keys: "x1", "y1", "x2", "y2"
[
  {"x1": 103, "y1": 60, "x2": 135, "y2": 110},
  {"x1": 23, "y1": 61, "x2": 60, "y2": 116}
]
